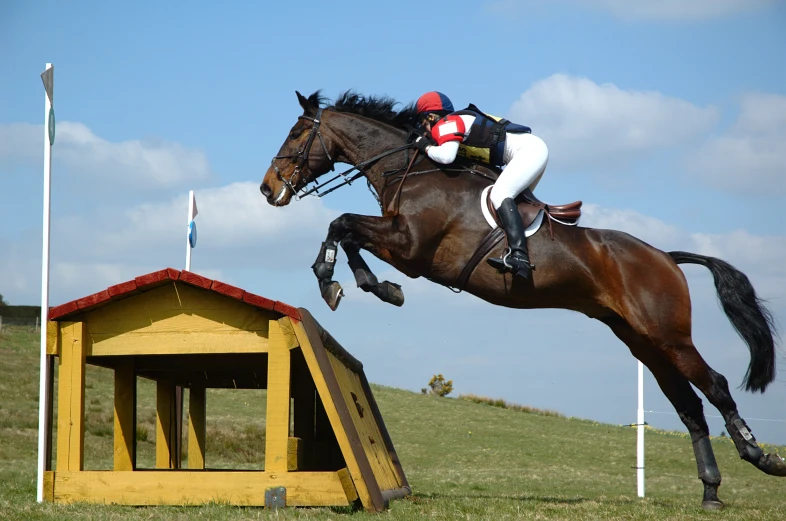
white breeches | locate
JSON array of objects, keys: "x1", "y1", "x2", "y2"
[{"x1": 489, "y1": 133, "x2": 549, "y2": 209}]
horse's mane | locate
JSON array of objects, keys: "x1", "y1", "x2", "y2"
[{"x1": 308, "y1": 90, "x2": 418, "y2": 130}]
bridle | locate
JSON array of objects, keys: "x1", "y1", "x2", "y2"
[
  {"x1": 270, "y1": 107, "x2": 334, "y2": 198},
  {"x1": 268, "y1": 106, "x2": 417, "y2": 202}
]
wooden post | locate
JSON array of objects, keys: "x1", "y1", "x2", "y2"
[
  {"x1": 265, "y1": 320, "x2": 291, "y2": 471},
  {"x1": 56, "y1": 322, "x2": 86, "y2": 471},
  {"x1": 188, "y1": 386, "x2": 206, "y2": 469},
  {"x1": 113, "y1": 359, "x2": 136, "y2": 471},
  {"x1": 156, "y1": 379, "x2": 178, "y2": 469}
]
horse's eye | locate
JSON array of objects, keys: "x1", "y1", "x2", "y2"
[{"x1": 289, "y1": 129, "x2": 302, "y2": 140}]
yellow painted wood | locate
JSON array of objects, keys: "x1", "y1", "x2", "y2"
[
  {"x1": 56, "y1": 322, "x2": 86, "y2": 472},
  {"x1": 188, "y1": 386, "x2": 206, "y2": 469},
  {"x1": 43, "y1": 471, "x2": 55, "y2": 502},
  {"x1": 49, "y1": 470, "x2": 353, "y2": 507},
  {"x1": 278, "y1": 316, "x2": 300, "y2": 349},
  {"x1": 328, "y1": 352, "x2": 400, "y2": 491},
  {"x1": 46, "y1": 321, "x2": 58, "y2": 355},
  {"x1": 113, "y1": 360, "x2": 135, "y2": 471},
  {"x1": 155, "y1": 379, "x2": 177, "y2": 469},
  {"x1": 287, "y1": 437, "x2": 301, "y2": 471},
  {"x1": 290, "y1": 319, "x2": 374, "y2": 509},
  {"x1": 337, "y1": 468, "x2": 359, "y2": 502},
  {"x1": 265, "y1": 320, "x2": 291, "y2": 472},
  {"x1": 81, "y1": 283, "x2": 274, "y2": 356}
]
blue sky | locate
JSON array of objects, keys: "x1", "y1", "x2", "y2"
[{"x1": 1, "y1": 0, "x2": 785, "y2": 460}]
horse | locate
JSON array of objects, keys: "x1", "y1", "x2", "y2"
[{"x1": 260, "y1": 90, "x2": 784, "y2": 509}]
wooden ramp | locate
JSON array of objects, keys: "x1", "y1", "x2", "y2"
[{"x1": 42, "y1": 268, "x2": 410, "y2": 511}]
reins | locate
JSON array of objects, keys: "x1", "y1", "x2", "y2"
[{"x1": 271, "y1": 108, "x2": 500, "y2": 214}]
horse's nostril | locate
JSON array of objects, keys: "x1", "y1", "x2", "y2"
[{"x1": 260, "y1": 183, "x2": 272, "y2": 197}]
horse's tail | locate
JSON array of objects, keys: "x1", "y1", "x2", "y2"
[{"x1": 669, "y1": 251, "x2": 778, "y2": 393}]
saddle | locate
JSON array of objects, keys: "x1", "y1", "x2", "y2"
[
  {"x1": 486, "y1": 188, "x2": 582, "y2": 229},
  {"x1": 453, "y1": 188, "x2": 583, "y2": 291}
]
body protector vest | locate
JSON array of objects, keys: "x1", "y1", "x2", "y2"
[{"x1": 447, "y1": 104, "x2": 531, "y2": 168}]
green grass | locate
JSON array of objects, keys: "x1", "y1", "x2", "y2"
[{"x1": 1, "y1": 325, "x2": 784, "y2": 520}]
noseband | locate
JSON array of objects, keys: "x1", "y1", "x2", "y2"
[{"x1": 270, "y1": 107, "x2": 333, "y2": 196}]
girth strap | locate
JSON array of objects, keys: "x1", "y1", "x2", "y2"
[{"x1": 454, "y1": 227, "x2": 504, "y2": 291}]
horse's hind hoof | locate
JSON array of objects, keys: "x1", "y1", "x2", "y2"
[
  {"x1": 320, "y1": 281, "x2": 344, "y2": 311},
  {"x1": 378, "y1": 281, "x2": 404, "y2": 307},
  {"x1": 758, "y1": 452, "x2": 786, "y2": 476},
  {"x1": 702, "y1": 500, "x2": 725, "y2": 511}
]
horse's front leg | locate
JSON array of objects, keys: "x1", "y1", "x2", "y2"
[
  {"x1": 343, "y1": 242, "x2": 404, "y2": 307},
  {"x1": 311, "y1": 213, "x2": 410, "y2": 310}
]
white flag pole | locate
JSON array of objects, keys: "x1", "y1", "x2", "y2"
[
  {"x1": 637, "y1": 360, "x2": 645, "y2": 497},
  {"x1": 37, "y1": 62, "x2": 54, "y2": 503},
  {"x1": 185, "y1": 190, "x2": 197, "y2": 271}
]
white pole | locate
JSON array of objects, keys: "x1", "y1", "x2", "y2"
[
  {"x1": 185, "y1": 190, "x2": 196, "y2": 271},
  {"x1": 37, "y1": 62, "x2": 54, "y2": 503},
  {"x1": 637, "y1": 360, "x2": 645, "y2": 497}
]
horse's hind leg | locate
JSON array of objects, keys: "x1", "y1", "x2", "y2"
[{"x1": 606, "y1": 319, "x2": 724, "y2": 509}]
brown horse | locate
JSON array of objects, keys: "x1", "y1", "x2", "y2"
[{"x1": 260, "y1": 90, "x2": 784, "y2": 509}]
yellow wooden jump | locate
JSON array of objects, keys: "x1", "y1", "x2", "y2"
[{"x1": 41, "y1": 268, "x2": 409, "y2": 511}]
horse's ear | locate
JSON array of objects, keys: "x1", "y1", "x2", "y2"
[{"x1": 296, "y1": 90, "x2": 318, "y2": 116}]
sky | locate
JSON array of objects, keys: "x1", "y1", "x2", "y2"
[{"x1": 1, "y1": 0, "x2": 785, "y2": 460}]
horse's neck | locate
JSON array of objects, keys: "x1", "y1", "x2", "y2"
[{"x1": 327, "y1": 112, "x2": 407, "y2": 190}]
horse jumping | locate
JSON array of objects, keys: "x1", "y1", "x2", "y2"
[{"x1": 260, "y1": 90, "x2": 784, "y2": 509}]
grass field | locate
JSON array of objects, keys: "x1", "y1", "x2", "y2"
[{"x1": 1, "y1": 325, "x2": 784, "y2": 520}]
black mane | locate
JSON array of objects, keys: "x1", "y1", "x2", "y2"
[{"x1": 310, "y1": 90, "x2": 418, "y2": 130}]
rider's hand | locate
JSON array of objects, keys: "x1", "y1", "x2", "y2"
[{"x1": 413, "y1": 136, "x2": 430, "y2": 153}]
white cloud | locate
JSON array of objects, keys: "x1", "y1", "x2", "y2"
[
  {"x1": 0, "y1": 121, "x2": 212, "y2": 189},
  {"x1": 55, "y1": 181, "x2": 339, "y2": 268},
  {"x1": 486, "y1": 0, "x2": 774, "y2": 21},
  {"x1": 508, "y1": 74, "x2": 719, "y2": 169},
  {"x1": 687, "y1": 93, "x2": 786, "y2": 195}
]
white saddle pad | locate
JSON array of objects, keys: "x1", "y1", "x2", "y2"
[{"x1": 480, "y1": 185, "x2": 544, "y2": 238}]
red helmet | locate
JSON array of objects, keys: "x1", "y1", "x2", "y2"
[{"x1": 416, "y1": 91, "x2": 454, "y2": 115}]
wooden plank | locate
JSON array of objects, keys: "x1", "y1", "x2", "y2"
[
  {"x1": 43, "y1": 471, "x2": 55, "y2": 502},
  {"x1": 188, "y1": 386, "x2": 206, "y2": 469},
  {"x1": 113, "y1": 359, "x2": 136, "y2": 471},
  {"x1": 87, "y1": 331, "x2": 270, "y2": 356},
  {"x1": 56, "y1": 322, "x2": 86, "y2": 472},
  {"x1": 337, "y1": 467, "x2": 359, "y2": 502},
  {"x1": 264, "y1": 320, "x2": 291, "y2": 472},
  {"x1": 328, "y1": 352, "x2": 400, "y2": 491},
  {"x1": 290, "y1": 316, "x2": 382, "y2": 512},
  {"x1": 155, "y1": 379, "x2": 177, "y2": 469},
  {"x1": 50, "y1": 470, "x2": 353, "y2": 506},
  {"x1": 46, "y1": 321, "x2": 58, "y2": 355},
  {"x1": 81, "y1": 283, "x2": 274, "y2": 356},
  {"x1": 287, "y1": 437, "x2": 301, "y2": 471},
  {"x1": 278, "y1": 316, "x2": 300, "y2": 349}
]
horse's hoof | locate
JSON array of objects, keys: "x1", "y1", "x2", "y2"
[
  {"x1": 378, "y1": 281, "x2": 404, "y2": 307},
  {"x1": 758, "y1": 453, "x2": 786, "y2": 476},
  {"x1": 321, "y1": 282, "x2": 343, "y2": 311},
  {"x1": 702, "y1": 500, "x2": 725, "y2": 511}
]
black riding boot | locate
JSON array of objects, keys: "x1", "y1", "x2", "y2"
[{"x1": 487, "y1": 197, "x2": 533, "y2": 281}]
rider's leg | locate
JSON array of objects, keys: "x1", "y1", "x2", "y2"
[{"x1": 488, "y1": 133, "x2": 549, "y2": 280}]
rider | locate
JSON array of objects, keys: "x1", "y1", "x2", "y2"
[{"x1": 412, "y1": 91, "x2": 549, "y2": 282}]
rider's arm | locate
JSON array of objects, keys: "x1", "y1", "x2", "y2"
[{"x1": 426, "y1": 141, "x2": 460, "y2": 164}]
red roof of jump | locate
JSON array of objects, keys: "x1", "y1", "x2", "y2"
[{"x1": 48, "y1": 268, "x2": 301, "y2": 322}]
